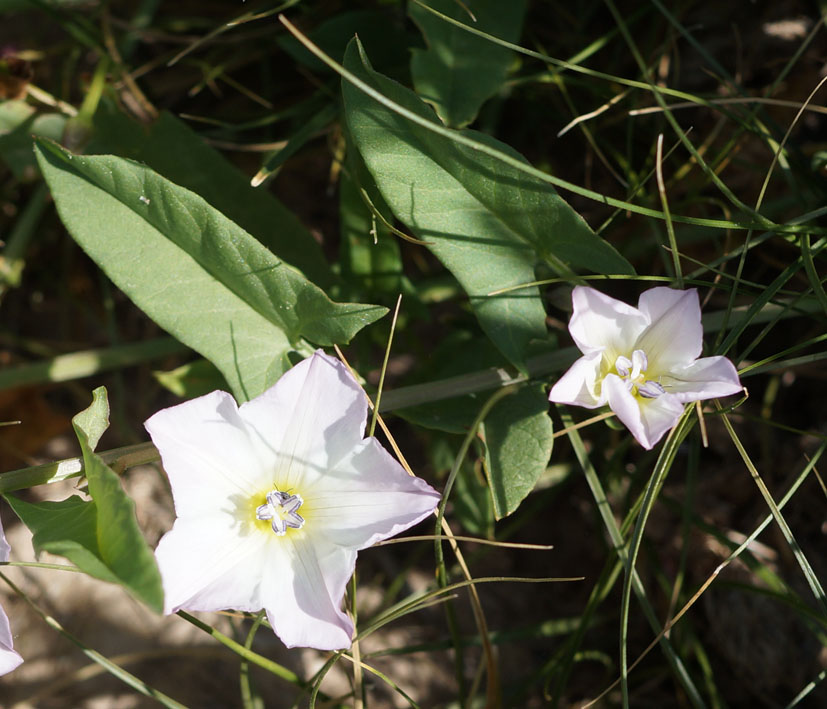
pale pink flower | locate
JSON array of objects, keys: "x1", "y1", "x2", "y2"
[
  {"x1": 146, "y1": 350, "x2": 440, "y2": 650},
  {"x1": 549, "y1": 286, "x2": 742, "y2": 449},
  {"x1": 0, "y1": 516, "x2": 23, "y2": 674}
]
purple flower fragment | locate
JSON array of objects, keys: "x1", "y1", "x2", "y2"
[
  {"x1": 549, "y1": 286, "x2": 743, "y2": 449},
  {"x1": 145, "y1": 350, "x2": 440, "y2": 651}
]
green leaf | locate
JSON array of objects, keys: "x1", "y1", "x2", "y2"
[
  {"x1": 72, "y1": 385, "x2": 109, "y2": 451},
  {"x1": 89, "y1": 105, "x2": 336, "y2": 290},
  {"x1": 340, "y1": 167, "x2": 411, "y2": 298},
  {"x1": 6, "y1": 387, "x2": 164, "y2": 611},
  {"x1": 481, "y1": 384, "x2": 553, "y2": 519},
  {"x1": 35, "y1": 139, "x2": 386, "y2": 401},
  {"x1": 5, "y1": 496, "x2": 118, "y2": 581},
  {"x1": 453, "y1": 462, "x2": 495, "y2": 538},
  {"x1": 410, "y1": 0, "x2": 527, "y2": 128},
  {"x1": 395, "y1": 331, "x2": 509, "y2": 433},
  {"x1": 342, "y1": 38, "x2": 632, "y2": 369}
]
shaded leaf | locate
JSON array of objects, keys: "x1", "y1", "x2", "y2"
[
  {"x1": 453, "y1": 461, "x2": 495, "y2": 537},
  {"x1": 410, "y1": 0, "x2": 527, "y2": 128},
  {"x1": 340, "y1": 166, "x2": 415, "y2": 300},
  {"x1": 395, "y1": 331, "x2": 509, "y2": 433},
  {"x1": 481, "y1": 384, "x2": 553, "y2": 519},
  {"x1": 6, "y1": 496, "x2": 117, "y2": 581},
  {"x1": 278, "y1": 9, "x2": 412, "y2": 77}
]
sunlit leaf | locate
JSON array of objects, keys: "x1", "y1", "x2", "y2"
[
  {"x1": 90, "y1": 105, "x2": 335, "y2": 290},
  {"x1": 6, "y1": 387, "x2": 164, "y2": 611},
  {"x1": 35, "y1": 139, "x2": 386, "y2": 400},
  {"x1": 342, "y1": 38, "x2": 632, "y2": 369}
]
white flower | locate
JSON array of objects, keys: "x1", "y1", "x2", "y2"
[
  {"x1": 0, "y1": 516, "x2": 23, "y2": 675},
  {"x1": 549, "y1": 286, "x2": 742, "y2": 449},
  {"x1": 145, "y1": 350, "x2": 440, "y2": 651}
]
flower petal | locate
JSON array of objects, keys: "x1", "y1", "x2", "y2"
[
  {"x1": 261, "y1": 535, "x2": 354, "y2": 650},
  {"x1": 243, "y1": 351, "x2": 368, "y2": 492},
  {"x1": 636, "y1": 288, "x2": 703, "y2": 370},
  {"x1": 664, "y1": 356, "x2": 743, "y2": 403},
  {"x1": 145, "y1": 390, "x2": 272, "y2": 518},
  {"x1": 0, "y1": 605, "x2": 23, "y2": 676},
  {"x1": 0, "y1": 520, "x2": 9, "y2": 564},
  {"x1": 548, "y1": 353, "x2": 604, "y2": 408},
  {"x1": 155, "y1": 515, "x2": 270, "y2": 615},
  {"x1": 637, "y1": 394, "x2": 687, "y2": 449},
  {"x1": 603, "y1": 374, "x2": 648, "y2": 446},
  {"x1": 307, "y1": 438, "x2": 440, "y2": 549},
  {"x1": 603, "y1": 374, "x2": 684, "y2": 449},
  {"x1": 568, "y1": 286, "x2": 648, "y2": 358},
  {"x1": 0, "y1": 518, "x2": 22, "y2": 675}
]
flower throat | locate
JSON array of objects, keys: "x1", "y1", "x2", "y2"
[{"x1": 615, "y1": 349, "x2": 665, "y2": 399}]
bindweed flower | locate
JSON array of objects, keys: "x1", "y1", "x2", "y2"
[
  {"x1": 549, "y1": 286, "x2": 742, "y2": 449},
  {"x1": 0, "y1": 515, "x2": 23, "y2": 675},
  {"x1": 146, "y1": 350, "x2": 440, "y2": 650}
]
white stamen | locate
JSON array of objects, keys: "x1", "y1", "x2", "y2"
[
  {"x1": 615, "y1": 355, "x2": 632, "y2": 378},
  {"x1": 638, "y1": 381, "x2": 666, "y2": 399},
  {"x1": 615, "y1": 349, "x2": 664, "y2": 399},
  {"x1": 256, "y1": 490, "x2": 305, "y2": 536},
  {"x1": 631, "y1": 349, "x2": 647, "y2": 379}
]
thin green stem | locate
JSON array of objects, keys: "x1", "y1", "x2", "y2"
[
  {"x1": 239, "y1": 611, "x2": 266, "y2": 709},
  {"x1": 278, "y1": 15, "x2": 816, "y2": 236},
  {"x1": 176, "y1": 611, "x2": 308, "y2": 690},
  {"x1": 370, "y1": 294, "x2": 402, "y2": 438},
  {"x1": 0, "y1": 571, "x2": 188, "y2": 708}
]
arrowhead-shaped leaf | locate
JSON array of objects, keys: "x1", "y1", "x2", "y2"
[
  {"x1": 35, "y1": 139, "x2": 386, "y2": 401},
  {"x1": 89, "y1": 106, "x2": 336, "y2": 290},
  {"x1": 410, "y1": 0, "x2": 528, "y2": 128},
  {"x1": 7, "y1": 387, "x2": 164, "y2": 611},
  {"x1": 342, "y1": 38, "x2": 632, "y2": 369},
  {"x1": 481, "y1": 384, "x2": 553, "y2": 519}
]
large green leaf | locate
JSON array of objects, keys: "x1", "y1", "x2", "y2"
[
  {"x1": 410, "y1": 0, "x2": 528, "y2": 128},
  {"x1": 481, "y1": 384, "x2": 553, "y2": 519},
  {"x1": 6, "y1": 388, "x2": 164, "y2": 611},
  {"x1": 89, "y1": 105, "x2": 335, "y2": 290},
  {"x1": 35, "y1": 139, "x2": 386, "y2": 400},
  {"x1": 342, "y1": 38, "x2": 632, "y2": 369}
]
